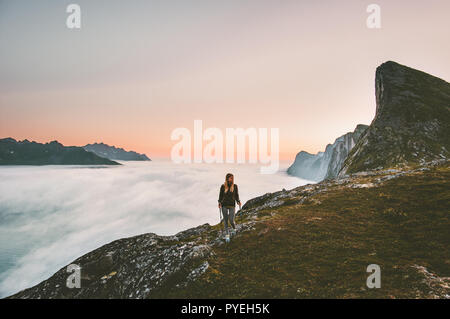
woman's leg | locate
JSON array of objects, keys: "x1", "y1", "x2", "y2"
[
  {"x1": 229, "y1": 207, "x2": 236, "y2": 230},
  {"x1": 221, "y1": 206, "x2": 230, "y2": 233}
]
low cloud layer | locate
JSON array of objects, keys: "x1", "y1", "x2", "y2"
[{"x1": 0, "y1": 160, "x2": 310, "y2": 297}]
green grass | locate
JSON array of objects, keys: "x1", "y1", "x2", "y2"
[{"x1": 151, "y1": 164, "x2": 450, "y2": 298}]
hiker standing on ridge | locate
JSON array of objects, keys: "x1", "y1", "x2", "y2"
[{"x1": 218, "y1": 173, "x2": 241, "y2": 236}]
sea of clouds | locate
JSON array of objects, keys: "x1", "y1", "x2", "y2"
[{"x1": 0, "y1": 160, "x2": 311, "y2": 297}]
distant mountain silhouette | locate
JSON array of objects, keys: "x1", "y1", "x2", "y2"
[
  {"x1": 0, "y1": 138, "x2": 119, "y2": 165},
  {"x1": 287, "y1": 124, "x2": 368, "y2": 181},
  {"x1": 83, "y1": 143, "x2": 151, "y2": 161}
]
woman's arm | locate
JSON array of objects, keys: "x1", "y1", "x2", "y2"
[
  {"x1": 218, "y1": 185, "x2": 224, "y2": 207},
  {"x1": 235, "y1": 184, "x2": 241, "y2": 208}
]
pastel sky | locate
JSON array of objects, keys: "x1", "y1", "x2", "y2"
[{"x1": 1, "y1": 0, "x2": 449, "y2": 160}]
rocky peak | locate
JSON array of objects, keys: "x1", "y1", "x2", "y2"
[
  {"x1": 339, "y1": 61, "x2": 450, "y2": 176},
  {"x1": 1, "y1": 137, "x2": 17, "y2": 143},
  {"x1": 375, "y1": 61, "x2": 449, "y2": 126}
]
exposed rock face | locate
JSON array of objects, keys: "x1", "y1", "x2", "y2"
[
  {"x1": 83, "y1": 143, "x2": 151, "y2": 161},
  {"x1": 286, "y1": 150, "x2": 330, "y2": 182},
  {"x1": 287, "y1": 124, "x2": 368, "y2": 181},
  {"x1": 325, "y1": 124, "x2": 368, "y2": 179},
  {"x1": 339, "y1": 61, "x2": 450, "y2": 176},
  {"x1": 9, "y1": 224, "x2": 215, "y2": 299},
  {"x1": 0, "y1": 138, "x2": 119, "y2": 165}
]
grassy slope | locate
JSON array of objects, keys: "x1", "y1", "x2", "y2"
[{"x1": 152, "y1": 164, "x2": 450, "y2": 298}]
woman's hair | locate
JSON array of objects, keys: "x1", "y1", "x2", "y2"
[{"x1": 224, "y1": 173, "x2": 234, "y2": 193}]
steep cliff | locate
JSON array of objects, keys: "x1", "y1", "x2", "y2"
[
  {"x1": 339, "y1": 61, "x2": 450, "y2": 176},
  {"x1": 286, "y1": 149, "x2": 330, "y2": 182},
  {"x1": 287, "y1": 124, "x2": 368, "y2": 181},
  {"x1": 325, "y1": 124, "x2": 368, "y2": 179}
]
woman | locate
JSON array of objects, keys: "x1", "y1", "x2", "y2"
[{"x1": 218, "y1": 173, "x2": 242, "y2": 235}]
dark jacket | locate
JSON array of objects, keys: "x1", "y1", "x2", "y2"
[{"x1": 218, "y1": 184, "x2": 241, "y2": 207}]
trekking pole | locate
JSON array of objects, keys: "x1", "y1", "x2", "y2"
[{"x1": 219, "y1": 207, "x2": 223, "y2": 232}]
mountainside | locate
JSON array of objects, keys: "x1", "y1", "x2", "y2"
[
  {"x1": 339, "y1": 61, "x2": 450, "y2": 176},
  {"x1": 0, "y1": 138, "x2": 120, "y2": 165},
  {"x1": 83, "y1": 143, "x2": 151, "y2": 161},
  {"x1": 287, "y1": 124, "x2": 368, "y2": 181},
  {"x1": 8, "y1": 160, "x2": 450, "y2": 299}
]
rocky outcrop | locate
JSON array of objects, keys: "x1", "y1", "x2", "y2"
[
  {"x1": 9, "y1": 224, "x2": 215, "y2": 299},
  {"x1": 83, "y1": 143, "x2": 151, "y2": 161},
  {"x1": 339, "y1": 61, "x2": 450, "y2": 176},
  {"x1": 0, "y1": 138, "x2": 119, "y2": 165},
  {"x1": 287, "y1": 124, "x2": 368, "y2": 181},
  {"x1": 325, "y1": 124, "x2": 368, "y2": 179}
]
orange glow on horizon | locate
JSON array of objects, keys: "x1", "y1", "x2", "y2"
[{"x1": 1, "y1": 1, "x2": 449, "y2": 164}]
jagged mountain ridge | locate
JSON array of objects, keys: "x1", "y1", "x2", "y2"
[
  {"x1": 83, "y1": 143, "x2": 151, "y2": 161},
  {"x1": 287, "y1": 124, "x2": 368, "y2": 181},
  {"x1": 339, "y1": 61, "x2": 450, "y2": 176},
  {"x1": 0, "y1": 138, "x2": 119, "y2": 165}
]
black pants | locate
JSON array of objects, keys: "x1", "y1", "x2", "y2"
[{"x1": 221, "y1": 206, "x2": 236, "y2": 233}]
